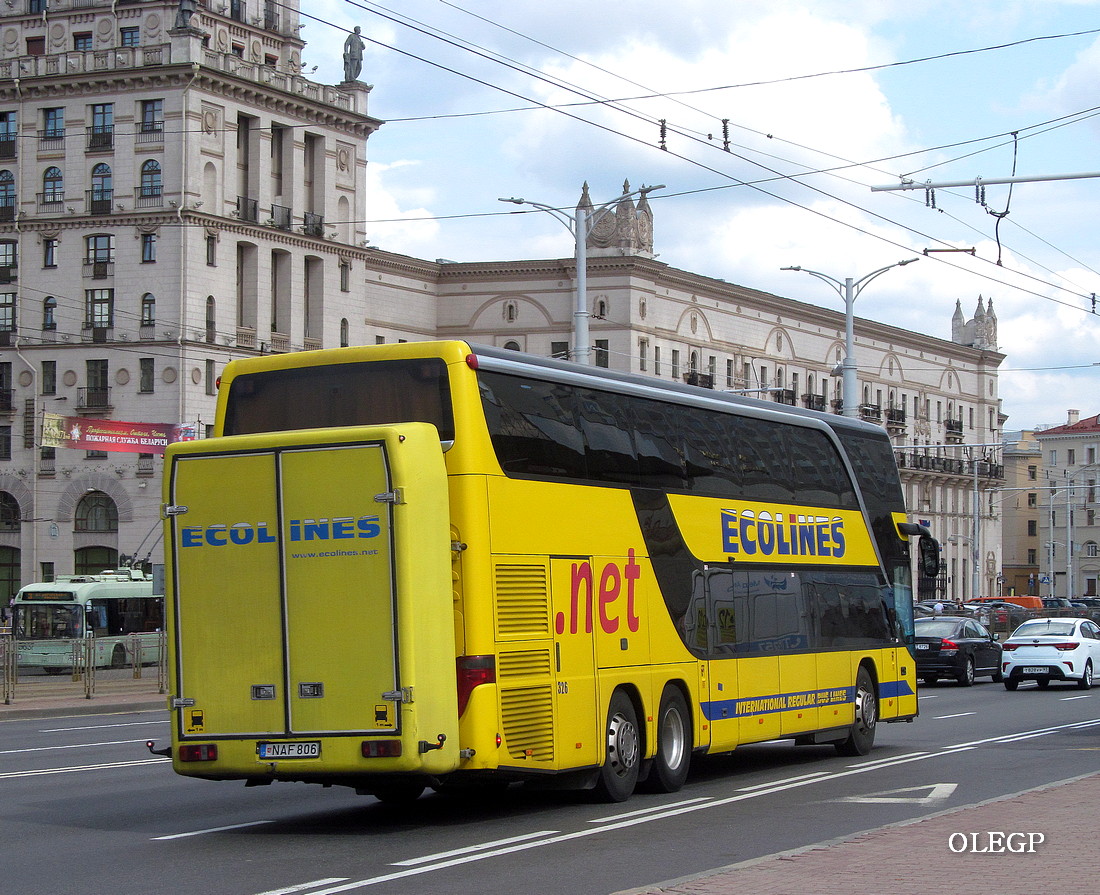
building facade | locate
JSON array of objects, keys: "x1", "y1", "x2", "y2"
[
  {"x1": 0, "y1": 0, "x2": 1005, "y2": 607},
  {"x1": 1000, "y1": 430, "x2": 1042, "y2": 597},
  {"x1": 1035, "y1": 412, "x2": 1100, "y2": 600}
]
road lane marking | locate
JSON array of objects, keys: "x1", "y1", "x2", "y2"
[
  {"x1": 254, "y1": 881, "x2": 349, "y2": 895},
  {"x1": 0, "y1": 738, "x2": 151, "y2": 755},
  {"x1": 0, "y1": 758, "x2": 166, "y2": 779},
  {"x1": 153, "y1": 820, "x2": 274, "y2": 840},
  {"x1": 391, "y1": 831, "x2": 559, "y2": 866},
  {"x1": 933, "y1": 712, "x2": 976, "y2": 719},
  {"x1": 589, "y1": 797, "x2": 713, "y2": 823},
  {"x1": 837, "y1": 783, "x2": 958, "y2": 805},
  {"x1": 41, "y1": 720, "x2": 166, "y2": 732}
]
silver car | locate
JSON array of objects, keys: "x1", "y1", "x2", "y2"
[{"x1": 1001, "y1": 617, "x2": 1100, "y2": 690}]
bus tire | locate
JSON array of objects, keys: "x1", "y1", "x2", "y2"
[
  {"x1": 595, "y1": 690, "x2": 641, "y2": 802},
  {"x1": 641, "y1": 686, "x2": 691, "y2": 794},
  {"x1": 835, "y1": 666, "x2": 877, "y2": 757},
  {"x1": 110, "y1": 644, "x2": 127, "y2": 668}
]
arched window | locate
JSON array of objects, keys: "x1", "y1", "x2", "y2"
[
  {"x1": 205, "y1": 296, "x2": 216, "y2": 343},
  {"x1": 42, "y1": 166, "x2": 64, "y2": 202},
  {"x1": 140, "y1": 293, "x2": 155, "y2": 326},
  {"x1": 42, "y1": 296, "x2": 56, "y2": 330},
  {"x1": 74, "y1": 491, "x2": 118, "y2": 532},
  {"x1": 0, "y1": 491, "x2": 19, "y2": 531},
  {"x1": 339, "y1": 318, "x2": 349, "y2": 348},
  {"x1": 140, "y1": 159, "x2": 162, "y2": 198},
  {"x1": 0, "y1": 545, "x2": 20, "y2": 606},
  {"x1": 90, "y1": 163, "x2": 112, "y2": 198},
  {"x1": 0, "y1": 170, "x2": 14, "y2": 220},
  {"x1": 74, "y1": 546, "x2": 117, "y2": 576},
  {"x1": 503, "y1": 341, "x2": 521, "y2": 351}
]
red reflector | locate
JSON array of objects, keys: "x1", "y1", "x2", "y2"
[
  {"x1": 465, "y1": 353, "x2": 480, "y2": 369},
  {"x1": 361, "y1": 740, "x2": 402, "y2": 758},
  {"x1": 456, "y1": 655, "x2": 495, "y2": 716},
  {"x1": 178, "y1": 743, "x2": 218, "y2": 762}
]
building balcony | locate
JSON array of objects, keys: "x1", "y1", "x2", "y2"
[
  {"x1": 236, "y1": 196, "x2": 259, "y2": 222},
  {"x1": 86, "y1": 125, "x2": 114, "y2": 152},
  {"x1": 76, "y1": 387, "x2": 112, "y2": 411},
  {"x1": 85, "y1": 189, "x2": 114, "y2": 215},
  {"x1": 302, "y1": 211, "x2": 325, "y2": 237},
  {"x1": 82, "y1": 260, "x2": 114, "y2": 279},
  {"x1": 0, "y1": 136, "x2": 15, "y2": 160},
  {"x1": 802, "y1": 393, "x2": 826, "y2": 412},
  {"x1": 683, "y1": 371, "x2": 714, "y2": 389},
  {"x1": 773, "y1": 388, "x2": 796, "y2": 406},
  {"x1": 859, "y1": 403, "x2": 882, "y2": 423},
  {"x1": 886, "y1": 407, "x2": 907, "y2": 429},
  {"x1": 269, "y1": 331, "x2": 290, "y2": 353},
  {"x1": 236, "y1": 325, "x2": 256, "y2": 348},
  {"x1": 136, "y1": 123, "x2": 164, "y2": 145},
  {"x1": 0, "y1": 263, "x2": 15, "y2": 285},
  {"x1": 269, "y1": 204, "x2": 292, "y2": 230},
  {"x1": 37, "y1": 129, "x2": 65, "y2": 152},
  {"x1": 37, "y1": 191, "x2": 65, "y2": 212},
  {"x1": 135, "y1": 187, "x2": 164, "y2": 209},
  {"x1": 0, "y1": 387, "x2": 13, "y2": 414}
]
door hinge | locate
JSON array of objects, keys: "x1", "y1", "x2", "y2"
[
  {"x1": 163, "y1": 504, "x2": 189, "y2": 517},
  {"x1": 374, "y1": 489, "x2": 404, "y2": 505},
  {"x1": 382, "y1": 687, "x2": 413, "y2": 704},
  {"x1": 170, "y1": 696, "x2": 196, "y2": 709}
]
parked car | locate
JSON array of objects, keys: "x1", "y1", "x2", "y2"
[
  {"x1": 1070, "y1": 598, "x2": 1100, "y2": 623},
  {"x1": 1002, "y1": 617, "x2": 1100, "y2": 690},
  {"x1": 913, "y1": 616, "x2": 1003, "y2": 686},
  {"x1": 963, "y1": 600, "x2": 1033, "y2": 629}
]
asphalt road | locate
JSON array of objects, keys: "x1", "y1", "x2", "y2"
[{"x1": 3, "y1": 677, "x2": 1098, "y2": 895}]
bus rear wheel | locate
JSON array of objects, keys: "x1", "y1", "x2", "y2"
[
  {"x1": 595, "y1": 691, "x2": 641, "y2": 802},
  {"x1": 641, "y1": 686, "x2": 691, "y2": 793},
  {"x1": 835, "y1": 666, "x2": 877, "y2": 757}
]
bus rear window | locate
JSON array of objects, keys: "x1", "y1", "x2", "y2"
[{"x1": 223, "y1": 358, "x2": 455, "y2": 440}]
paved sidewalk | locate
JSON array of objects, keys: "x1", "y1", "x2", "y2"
[
  {"x1": 615, "y1": 772, "x2": 1100, "y2": 895},
  {"x1": 0, "y1": 684, "x2": 166, "y2": 720}
]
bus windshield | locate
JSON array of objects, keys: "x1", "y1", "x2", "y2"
[
  {"x1": 16, "y1": 603, "x2": 83, "y2": 639},
  {"x1": 223, "y1": 358, "x2": 455, "y2": 440}
]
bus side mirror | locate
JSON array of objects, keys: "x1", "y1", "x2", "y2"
[{"x1": 918, "y1": 535, "x2": 941, "y2": 579}]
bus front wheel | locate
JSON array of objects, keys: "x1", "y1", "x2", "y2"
[
  {"x1": 641, "y1": 686, "x2": 691, "y2": 793},
  {"x1": 595, "y1": 691, "x2": 641, "y2": 802},
  {"x1": 835, "y1": 666, "x2": 877, "y2": 757}
]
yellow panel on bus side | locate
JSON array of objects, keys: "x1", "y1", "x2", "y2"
[
  {"x1": 278, "y1": 443, "x2": 397, "y2": 735},
  {"x1": 169, "y1": 450, "x2": 285, "y2": 738}
]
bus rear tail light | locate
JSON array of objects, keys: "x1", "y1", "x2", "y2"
[
  {"x1": 178, "y1": 743, "x2": 218, "y2": 762},
  {"x1": 456, "y1": 655, "x2": 495, "y2": 716},
  {"x1": 362, "y1": 740, "x2": 402, "y2": 758}
]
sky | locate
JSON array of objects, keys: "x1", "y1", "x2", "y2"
[{"x1": 300, "y1": 0, "x2": 1100, "y2": 432}]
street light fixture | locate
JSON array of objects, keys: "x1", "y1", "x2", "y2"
[
  {"x1": 500, "y1": 183, "x2": 665, "y2": 364},
  {"x1": 781, "y1": 258, "x2": 919, "y2": 417}
]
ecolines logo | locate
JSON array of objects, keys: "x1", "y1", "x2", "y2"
[
  {"x1": 721, "y1": 507, "x2": 846, "y2": 558},
  {"x1": 180, "y1": 516, "x2": 382, "y2": 548}
]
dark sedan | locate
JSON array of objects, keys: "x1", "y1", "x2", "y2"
[{"x1": 914, "y1": 616, "x2": 1003, "y2": 686}]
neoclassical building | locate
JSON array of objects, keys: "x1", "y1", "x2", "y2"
[{"x1": 0, "y1": 0, "x2": 1004, "y2": 606}]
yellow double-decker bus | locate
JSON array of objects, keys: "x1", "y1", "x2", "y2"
[{"x1": 157, "y1": 340, "x2": 938, "y2": 803}]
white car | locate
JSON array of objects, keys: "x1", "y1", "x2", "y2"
[{"x1": 1002, "y1": 617, "x2": 1100, "y2": 690}]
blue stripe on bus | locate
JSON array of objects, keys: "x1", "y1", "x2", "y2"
[{"x1": 701, "y1": 678, "x2": 913, "y2": 721}]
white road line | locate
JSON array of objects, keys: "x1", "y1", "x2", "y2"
[
  {"x1": 0, "y1": 738, "x2": 150, "y2": 755},
  {"x1": 1061, "y1": 695, "x2": 1094, "y2": 701},
  {"x1": 254, "y1": 881, "x2": 349, "y2": 895},
  {"x1": 153, "y1": 820, "x2": 274, "y2": 840},
  {"x1": 933, "y1": 712, "x2": 976, "y2": 720},
  {"x1": 391, "y1": 831, "x2": 559, "y2": 866},
  {"x1": 588, "y1": 797, "x2": 713, "y2": 823},
  {"x1": 0, "y1": 758, "x2": 166, "y2": 779},
  {"x1": 41, "y1": 720, "x2": 166, "y2": 732}
]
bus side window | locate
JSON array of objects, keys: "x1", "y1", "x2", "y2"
[{"x1": 86, "y1": 602, "x2": 109, "y2": 636}]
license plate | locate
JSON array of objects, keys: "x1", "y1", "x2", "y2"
[
  {"x1": 259, "y1": 741, "x2": 320, "y2": 759},
  {"x1": 1021, "y1": 667, "x2": 1048, "y2": 675},
  {"x1": 915, "y1": 643, "x2": 929, "y2": 650}
]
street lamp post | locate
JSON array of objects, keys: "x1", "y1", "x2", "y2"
[
  {"x1": 781, "y1": 259, "x2": 919, "y2": 417},
  {"x1": 500, "y1": 183, "x2": 664, "y2": 364}
]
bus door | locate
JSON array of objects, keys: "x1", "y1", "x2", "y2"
[
  {"x1": 550, "y1": 557, "x2": 599, "y2": 766},
  {"x1": 169, "y1": 427, "x2": 457, "y2": 760}
]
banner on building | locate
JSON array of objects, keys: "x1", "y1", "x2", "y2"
[{"x1": 41, "y1": 413, "x2": 197, "y2": 456}]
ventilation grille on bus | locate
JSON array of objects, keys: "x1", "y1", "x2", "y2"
[
  {"x1": 498, "y1": 649, "x2": 552, "y2": 679},
  {"x1": 500, "y1": 685, "x2": 554, "y2": 761},
  {"x1": 494, "y1": 564, "x2": 550, "y2": 637}
]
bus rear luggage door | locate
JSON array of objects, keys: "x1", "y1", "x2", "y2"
[{"x1": 169, "y1": 426, "x2": 458, "y2": 772}]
